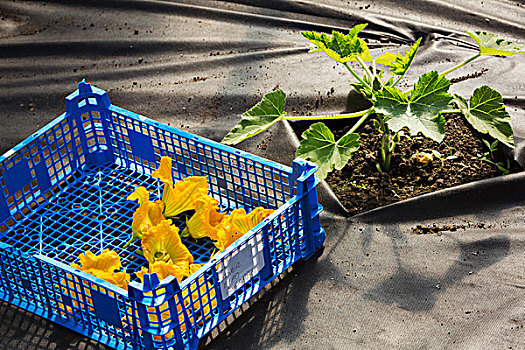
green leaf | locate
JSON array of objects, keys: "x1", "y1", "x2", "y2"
[
  {"x1": 222, "y1": 90, "x2": 286, "y2": 145},
  {"x1": 376, "y1": 38, "x2": 422, "y2": 75},
  {"x1": 302, "y1": 24, "x2": 373, "y2": 63},
  {"x1": 375, "y1": 71, "x2": 451, "y2": 142},
  {"x1": 466, "y1": 30, "x2": 525, "y2": 56},
  {"x1": 375, "y1": 52, "x2": 397, "y2": 66},
  {"x1": 453, "y1": 86, "x2": 514, "y2": 147},
  {"x1": 296, "y1": 122, "x2": 360, "y2": 180}
]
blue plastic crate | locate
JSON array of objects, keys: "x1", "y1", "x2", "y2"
[{"x1": 0, "y1": 82, "x2": 325, "y2": 350}]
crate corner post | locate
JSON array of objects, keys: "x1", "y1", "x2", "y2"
[
  {"x1": 128, "y1": 274, "x2": 199, "y2": 350},
  {"x1": 291, "y1": 158, "x2": 325, "y2": 259},
  {"x1": 65, "y1": 80, "x2": 115, "y2": 168}
]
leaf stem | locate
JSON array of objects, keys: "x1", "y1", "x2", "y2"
[
  {"x1": 372, "y1": 57, "x2": 385, "y2": 89},
  {"x1": 343, "y1": 62, "x2": 371, "y2": 90},
  {"x1": 344, "y1": 108, "x2": 375, "y2": 136},
  {"x1": 439, "y1": 109, "x2": 461, "y2": 114},
  {"x1": 357, "y1": 57, "x2": 374, "y2": 81},
  {"x1": 392, "y1": 75, "x2": 403, "y2": 87},
  {"x1": 392, "y1": 68, "x2": 410, "y2": 89},
  {"x1": 284, "y1": 108, "x2": 372, "y2": 121},
  {"x1": 439, "y1": 53, "x2": 481, "y2": 77}
]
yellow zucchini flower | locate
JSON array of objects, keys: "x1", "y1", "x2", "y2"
[
  {"x1": 215, "y1": 207, "x2": 274, "y2": 251},
  {"x1": 136, "y1": 261, "x2": 203, "y2": 284},
  {"x1": 152, "y1": 157, "x2": 208, "y2": 218},
  {"x1": 136, "y1": 260, "x2": 189, "y2": 283},
  {"x1": 181, "y1": 191, "x2": 225, "y2": 241},
  {"x1": 141, "y1": 219, "x2": 194, "y2": 265},
  {"x1": 59, "y1": 249, "x2": 129, "y2": 316},
  {"x1": 71, "y1": 249, "x2": 130, "y2": 290},
  {"x1": 126, "y1": 186, "x2": 165, "y2": 247}
]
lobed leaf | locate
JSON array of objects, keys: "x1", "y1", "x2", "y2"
[
  {"x1": 375, "y1": 71, "x2": 451, "y2": 142},
  {"x1": 222, "y1": 89, "x2": 286, "y2": 145},
  {"x1": 296, "y1": 122, "x2": 360, "y2": 180},
  {"x1": 466, "y1": 30, "x2": 525, "y2": 56},
  {"x1": 376, "y1": 38, "x2": 422, "y2": 75},
  {"x1": 302, "y1": 24, "x2": 373, "y2": 63},
  {"x1": 453, "y1": 86, "x2": 514, "y2": 147}
]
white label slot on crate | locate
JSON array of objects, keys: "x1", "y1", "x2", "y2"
[{"x1": 218, "y1": 234, "x2": 265, "y2": 298}]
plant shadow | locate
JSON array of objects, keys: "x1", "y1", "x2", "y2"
[{"x1": 364, "y1": 227, "x2": 510, "y2": 311}]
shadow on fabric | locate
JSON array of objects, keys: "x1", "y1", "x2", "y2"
[{"x1": 364, "y1": 233, "x2": 510, "y2": 311}]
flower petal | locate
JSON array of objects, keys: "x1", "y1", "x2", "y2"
[
  {"x1": 127, "y1": 186, "x2": 150, "y2": 206},
  {"x1": 132, "y1": 205, "x2": 153, "y2": 235},
  {"x1": 129, "y1": 200, "x2": 166, "y2": 240},
  {"x1": 189, "y1": 263, "x2": 202, "y2": 275},
  {"x1": 152, "y1": 156, "x2": 174, "y2": 187},
  {"x1": 182, "y1": 193, "x2": 225, "y2": 241},
  {"x1": 142, "y1": 220, "x2": 194, "y2": 264},
  {"x1": 77, "y1": 249, "x2": 121, "y2": 272},
  {"x1": 162, "y1": 177, "x2": 208, "y2": 218},
  {"x1": 249, "y1": 207, "x2": 274, "y2": 224},
  {"x1": 214, "y1": 207, "x2": 274, "y2": 251},
  {"x1": 136, "y1": 260, "x2": 189, "y2": 283},
  {"x1": 149, "y1": 200, "x2": 165, "y2": 226},
  {"x1": 72, "y1": 249, "x2": 130, "y2": 290}
]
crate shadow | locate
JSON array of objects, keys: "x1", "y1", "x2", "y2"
[
  {"x1": 0, "y1": 300, "x2": 108, "y2": 350},
  {"x1": 200, "y1": 247, "x2": 329, "y2": 350}
]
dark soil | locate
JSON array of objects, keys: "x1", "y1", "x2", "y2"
[
  {"x1": 412, "y1": 222, "x2": 490, "y2": 235},
  {"x1": 291, "y1": 113, "x2": 522, "y2": 216}
]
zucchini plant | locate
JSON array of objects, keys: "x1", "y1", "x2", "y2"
[{"x1": 222, "y1": 24, "x2": 524, "y2": 179}]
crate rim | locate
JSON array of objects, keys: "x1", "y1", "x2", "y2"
[
  {"x1": 108, "y1": 104, "x2": 293, "y2": 173},
  {"x1": 0, "y1": 112, "x2": 69, "y2": 163}
]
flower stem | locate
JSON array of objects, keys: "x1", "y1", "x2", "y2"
[
  {"x1": 439, "y1": 53, "x2": 481, "y2": 77},
  {"x1": 372, "y1": 57, "x2": 385, "y2": 89},
  {"x1": 284, "y1": 108, "x2": 372, "y2": 121}
]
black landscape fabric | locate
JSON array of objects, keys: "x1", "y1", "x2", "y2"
[{"x1": 0, "y1": 1, "x2": 524, "y2": 349}]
